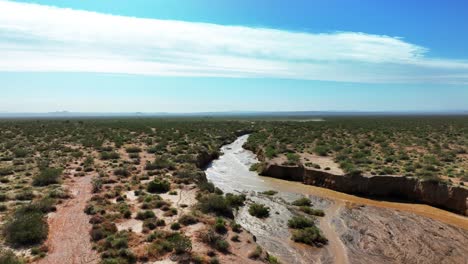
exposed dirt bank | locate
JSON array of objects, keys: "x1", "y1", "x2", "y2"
[
  {"x1": 35, "y1": 174, "x2": 98, "y2": 264},
  {"x1": 262, "y1": 164, "x2": 468, "y2": 216},
  {"x1": 336, "y1": 205, "x2": 468, "y2": 264}
]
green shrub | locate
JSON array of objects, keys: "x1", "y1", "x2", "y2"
[
  {"x1": 266, "y1": 254, "x2": 281, "y2": 264},
  {"x1": 248, "y1": 246, "x2": 263, "y2": 259},
  {"x1": 143, "y1": 218, "x2": 158, "y2": 230},
  {"x1": 197, "y1": 181, "x2": 216, "y2": 193},
  {"x1": 114, "y1": 168, "x2": 130, "y2": 177},
  {"x1": 13, "y1": 148, "x2": 28, "y2": 158},
  {"x1": 179, "y1": 214, "x2": 198, "y2": 226},
  {"x1": 225, "y1": 193, "x2": 246, "y2": 208},
  {"x1": 136, "y1": 210, "x2": 156, "y2": 220},
  {"x1": 147, "y1": 179, "x2": 170, "y2": 194},
  {"x1": 230, "y1": 234, "x2": 240, "y2": 243},
  {"x1": 167, "y1": 233, "x2": 192, "y2": 254},
  {"x1": 248, "y1": 203, "x2": 270, "y2": 218},
  {"x1": 200, "y1": 230, "x2": 229, "y2": 252},
  {"x1": 261, "y1": 190, "x2": 278, "y2": 196},
  {"x1": 100, "y1": 152, "x2": 120, "y2": 160},
  {"x1": 198, "y1": 194, "x2": 233, "y2": 217},
  {"x1": 33, "y1": 168, "x2": 62, "y2": 186},
  {"x1": 170, "y1": 222, "x2": 181, "y2": 230},
  {"x1": 0, "y1": 249, "x2": 24, "y2": 264},
  {"x1": 0, "y1": 167, "x2": 14, "y2": 176},
  {"x1": 145, "y1": 158, "x2": 175, "y2": 170},
  {"x1": 231, "y1": 222, "x2": 242, "y2": 233},
  {"x1": 3, "y1": 207, "x2": 48, "y2": 247},
  {"x1": 299, "y1": 206, "x2": 325, "y2": 217},
  {"x1": 214, "y1": 218, "x2": 227, "y2": 234},
  {"x1": 288, "y1": 216, "x2": 314, "y2": 229},
  {"x1": 15, "y1": 190, "x2": 34, "y2": 201},
  {"x1": 125, "y1": 147, "x2": 141, "y2": 153},
  {"x1": 291, "y1": 226, "x2": 327, "y2": 246},
  {"x1": 292, "y1": 197, "x2": 312, "y2": 207},
  {"x1": 314, "y1": 145, "x2": 329, "y2": 156}
]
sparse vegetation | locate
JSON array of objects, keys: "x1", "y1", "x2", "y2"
[
  {"x1": 147, "y1": 179, "x2": 171, "y2": 193},
  {"x1": 248, "y1": 203, "x2": 270, "y2": 218},
  {"x1": 3, "y1": 206, "x2": 48, "y2": 247},
  {"x1": 1, "y1": 116, "x2": 466, "y2": 263},
  {"x1": 292, "y1": 197, "x2": 312, "y2": 207},
  {"x1": 32, "y1": 168, "x2": 62, "y2": 186},
  {"x1": 291, "y1": 226, "x2": 327, "y2": 246}
]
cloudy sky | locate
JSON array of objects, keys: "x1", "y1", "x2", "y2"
[{"x1": 1, "y1": 0, "x2": 467, "y2": 112}]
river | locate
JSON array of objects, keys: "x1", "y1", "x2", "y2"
[{"x1": 205, "y1": 135, "x2": 468, "y2": 264}]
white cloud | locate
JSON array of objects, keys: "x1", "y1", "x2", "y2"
[{"x1": 0, "y1": 0, "x2": 468, "y2": 83}]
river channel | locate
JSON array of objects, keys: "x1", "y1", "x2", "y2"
[{"x1": 205, "y1": 135, "x2": 468, "y2": 264}]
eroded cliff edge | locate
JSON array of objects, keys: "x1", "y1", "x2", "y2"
[{"x1": 261, "y1": 164, "x2": 468, "y2": 216}]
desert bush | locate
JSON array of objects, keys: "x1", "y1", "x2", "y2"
[
  {"x1": 248, "y1": 203, "x2": 270, "y2": 218},
  {"x1": 15, "y1": 190, "x2": 34, "y2": 201},
  {"x1": 288, "y1": 216, "x2": 314, "y2": 229},
  {"x1": 198, "y1": 194, "x2": 233, "y2": 217},
  {"x1": 114, "y1": 167, "x2": 130, "y2": 177},
  {"x1": 0, "y1": 167, "x2": 14, "y2": 176},
  {"x1": 125, "y1": 147, "x2": 141, "y2": 153},
  {"x1": 3, "y1": 207, "x2": 48, "y2": 247},
  {"x1": 197, "y1": 181, "x2": 218, "y2": 193},
  {"x1": 291, "y1": 226, "x2": 327, "y2": 246},
  {"x1": 231, "y1": 222, "x2": 242, "y2": 233},
  {"x1": 136, "y1": 210, "x2": 156, "y2": 220},
  {"x1": 33, "y1": 168, "x2": 62, "y2": 186},
  {"x1": 292, "y1": 197, "x2": 312, "y2": 207},
  {"x1": 143, "y1": 218, "x2": 159, "y2": 230},
  {"x1": 261, "y1": 190, "x2": 278, "y2": 196},
  {"x1": 225, "y1": 193, "x2": 246, "y2": 208},
  {"x1": 147, "y1": 179, "x2": 170, "y2": 194},
  {"x1": 200, "y1": 230, "x2": 230, "y2": 252},
  {"x1": 13, "y1": 148, "x2": 28, "y2": 158},
  {"x1": 170, "y1": 222, "x2": 181, "y2": 230},
  {"x1": 179, "y1": 214, "x2": 198, "y2": 226},
  {"x1": 214, "y1": 218, "x2": 227, "y2": 234},
  {"x1": 248, "y1": 246, "x2": 263, "y2": 260},
  {"x1": 0, "y1": 249, "x2": 24, "y2": 264},
  {"x1": 299, "y1": 206, "x2": 325, "y2": 217},
  {"x1": 145, "y1": 158, "x2": 175, "y2": 170},
  {"x1": 100, "y1": 152, "x2": 120, "y2": 160},
  {"x1": 266, "y1": 254, "x2": 281, "y2": 264},
  {"x1": 167, "y1": 232, "x2": 192, "y2": 254}
]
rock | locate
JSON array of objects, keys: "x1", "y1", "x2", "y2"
[{"x1": 261, "y1": 164, "x2": 468, "y2": 216}]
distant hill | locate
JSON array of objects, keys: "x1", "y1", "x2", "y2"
[{"x1": 0, "y1": 110, "x2": 467, "y2": 118}]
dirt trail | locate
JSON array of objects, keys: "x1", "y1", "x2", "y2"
[
  {"x1": 36, "y1": 174, "x2": 98, "y2": 264},
  {"x1": 319, "y1": 201, "x2": 349, "y2": 264}
]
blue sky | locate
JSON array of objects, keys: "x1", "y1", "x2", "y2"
[{"x1": 1, "y1": 0, "x2": 467, "y2": 112}]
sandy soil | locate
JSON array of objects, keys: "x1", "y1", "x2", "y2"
[
  {"x1": 35, "y1": 174, "x2": 99, "y2": 264},
  {"x1": 318, "y1": 201, "x2": 349, "y2": 264},
  {"x1": 336, "y1": 205, "x2": 468, "y2": 264},
  {"x1": 300, "y1": 153, "x2": 344, "y2": 175}
]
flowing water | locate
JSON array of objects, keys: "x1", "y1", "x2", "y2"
[{"x1": 205, "y1": 135, "x2": 468, "y2": 263}]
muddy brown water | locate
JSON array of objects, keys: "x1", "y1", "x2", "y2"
[{"x1": 205, "y1": 135, "x2": 468, "y2": 264}]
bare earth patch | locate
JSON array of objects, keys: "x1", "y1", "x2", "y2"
[
  {"x1": 300, "y1": 153, "x2": 344, "y2": 175},
  {"x1": 336, "y1": 205, "x2": 468, "y2": 264},
  {"x1": 35, "y1": 174, "x2": 99, "y2": 264}
]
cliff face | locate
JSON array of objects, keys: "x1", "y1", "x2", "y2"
[
  {"x1": 196, "y1": 151, "x2": 220, "y2": 169},
  {"x1": 262, "y1": 164, "x2": 468, "y2": 216}
]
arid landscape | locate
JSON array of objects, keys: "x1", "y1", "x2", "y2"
[
  {"x1": 1, "y1": 1, "x2": 468, "y2": 263},
  {"x1": 0, "y1": 117, "x2": 467, "y2": 264}
]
